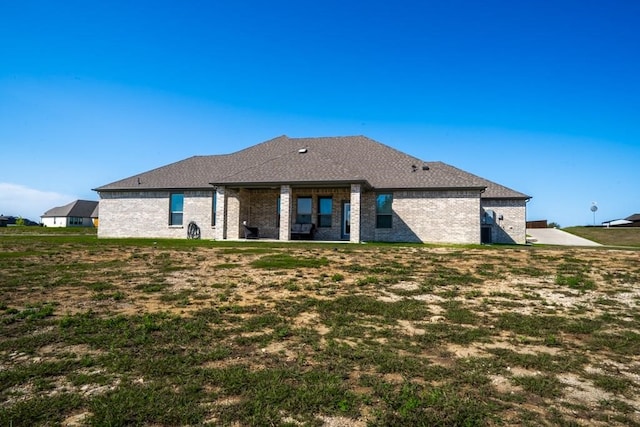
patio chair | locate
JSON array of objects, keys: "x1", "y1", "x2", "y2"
[{"x1": 242, "y1": 221, "x2": 259, "y2": 239}]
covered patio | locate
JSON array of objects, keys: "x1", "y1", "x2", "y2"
[{"x1": 212, "y1": 183, "x2": 363, "y2": 243}]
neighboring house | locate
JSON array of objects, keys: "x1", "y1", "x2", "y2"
[
  {"x1": 602, "y1": 219, "x2": 633, "y2": 227},
  {"x1": 625, "y1": 214, "x2": 640, "y2": 227},
  {"x1": 41, "y1": 200, "x2": 99, "y2": 227},
  {"x1": 603, "y1": 213, "x2": 640, "y2": 228},
  {"x1": 94, "y1": 135, "x2": 530, "y2": 244}
]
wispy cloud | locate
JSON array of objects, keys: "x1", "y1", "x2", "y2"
[{"x1": 0, "y1": 183, "x2": 76, "y2": 221}]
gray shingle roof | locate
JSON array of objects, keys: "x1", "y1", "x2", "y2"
[
  {"x1": 94, "y1": 135, "x2": 529, "y2": 199},
  {"x1": 625, "y1": 213, "x2": 640, "y2": 222},
  {"x1": 42, "y1": 200, "x2": 99, "y2": 218}
]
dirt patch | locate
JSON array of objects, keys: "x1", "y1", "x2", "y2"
[{"x1": 2, "y1": 241, "x2": 640, "y2": 426}]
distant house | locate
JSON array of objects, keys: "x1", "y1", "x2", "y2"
[
  {"x1": 603, "y1": 213, "x2": 640, "y2": 228},
  {"x1": 94, "y1": 135, "x2": 530, "y2": 244},
  {"x1": 625, "y1": 214, "x2": 640, "y2": 227},
  {"x1": 602, "y1": 219, "x2": 632, "y2": 227},
  {"x1": 41, "y1": 200, "x2": 99, "y2": 227}
]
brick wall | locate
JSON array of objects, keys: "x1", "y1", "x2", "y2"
[
  {"x1": 289, "y1": 188, "x2": 351, "y2": 241},
  {"x1": 98, "y1": 190, "x2": 215, "y2": 239},
  {"x1": 241, "y1": 189, "x2": 281, "y2": 239},
  {"x1": 99, "y1": 188, "x2": 526, "y2": 245},
  {"x1": 360, "y1": 190, "x2": 482, "y2": 244},
  {"x1": 481, "y1": 199, "x2": 527, "y2": 244}
]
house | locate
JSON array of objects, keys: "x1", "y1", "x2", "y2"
[
  {"x1": 94, "y1": 135, "x2": 530, "y2": 244},
  {"x1": 602, "y1": 219, "x2": 633, "y2": 227},
  {"x1": 602, "y1": 213, "x2": 640, "y2": 228},
  {"x1": 625, "y1": 214, "x2": 640, "y2": 227},
  {"x1": 41, "y1": 200, "x2": 99, "y2": 227}
]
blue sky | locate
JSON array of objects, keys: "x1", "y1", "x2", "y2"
[{"x1": 1, "y1": 1, "x2": 638, "y2": 227}]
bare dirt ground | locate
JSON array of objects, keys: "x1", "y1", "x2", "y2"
[{"x1": 2, "y1": 241, "x2": 640, "y2": 426}]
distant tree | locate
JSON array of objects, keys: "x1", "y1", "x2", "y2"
[{"x1": 548, "y1": 222, "x2": 561, "y2": 229}]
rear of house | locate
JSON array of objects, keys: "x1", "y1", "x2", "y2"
[{"x1": 95, "y1": 136, "x2": 530, "y2": 244}]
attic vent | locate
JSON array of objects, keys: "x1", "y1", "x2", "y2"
[
  {"x1": 422, "y1": 165, "x2": 430, "y2": 171},
  {"x1": 411, "y1": 164, "x2": 417, "y2": 172},
  {"x1": 298, "y1": 148, "x2": 308, "y2": 154}
]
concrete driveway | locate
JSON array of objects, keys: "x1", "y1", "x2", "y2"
[{"x1": 526, "y1": 228, "x2": 601, "y2": 246}]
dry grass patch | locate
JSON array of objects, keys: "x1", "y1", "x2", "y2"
[{"x1": 1, "y1": 236, "x2": 639, "y2": 426}]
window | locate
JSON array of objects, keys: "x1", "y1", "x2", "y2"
[
  {"x1": 376, "y1": 194, "x2": 393, "y2": 228},
  {"x1": 69, "y1": 216, "x2": 82, "y2": 226},
  {"x1": 317, "y1": 197, "x2": 332, "y2": 227},
  {"x1": 482, "y1": 209, "x2": 495, "y2": 225},
  {"x1": 170, "y1": 193, "x2": 184, "y2": 226},
  {"x1": 276, "y1": 196, "x2": 281, "y2": 227},
  {"x1": 296, "y1": 197, "x2": 312, "y2": 224},
  {"x1": 211, "y1": 193, "x2": 216, "y2": 226}
]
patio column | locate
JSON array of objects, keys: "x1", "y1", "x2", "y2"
[
  {"x1": 350, "y1": 183, "x2": 361, "y2": 243},
  {"x1": 213, "y1": 186, "x2": 226, "y2": 240},
  {"x1": 279, "y1": 185, "x2": 291, "y2": 241}
]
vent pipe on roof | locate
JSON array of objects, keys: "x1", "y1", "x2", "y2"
[
  {"x1": 422, "y1": 165, "x2": 429, "y2": 171},
  {"x1": 298, "y1": 148, "x2": 308, "y2": 154}
]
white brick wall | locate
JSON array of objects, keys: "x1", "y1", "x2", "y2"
[
  {"x1": 350, "y1": 184, "x2": 361, "y2": 243},
  {"x1": 226, "y1": 189, "x2": 241, "y2": 239},
  {"x1": 98, "y1": 190, "x2": 216, "y2": 239},
  {"x1": 278, "y1": 185, "x2": 291, "y2": 241},
  {"x1": 360, "y1": 190, "x2": 482, "y2": 244},
  {"x1": 481, "y1": 199, "x2": 527, "y2": 244},
  {"x1": 99, "y1": 188, "x2": 526, "y2": 245},
  {"x1": 214, "y1": 187, "x2": 226, "y2": 240}
]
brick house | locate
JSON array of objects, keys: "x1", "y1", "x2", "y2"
[{"x1": 94, "y1": 135, "x2": 530, "y2": 244}]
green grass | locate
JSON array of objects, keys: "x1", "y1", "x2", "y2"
[
  {"x1": 2, "y1": 234, "x2": 640, "y2": 425},
  {"x1": 565, "y1": 226, "x2": 640, "y2": 247},
  {"x1": 251, "y1": 253, "x2": 329, "y2": 269},
  {"x1": 555, "y1": 274, "x2": 597, "y2": 291},
  {"x1": 0, "y1": 226, "x2": 98, "y2": 235},
  {"x1": 512, "y1": 374, "x2": 564, "y2": 398}
]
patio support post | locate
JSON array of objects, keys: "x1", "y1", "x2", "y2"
[
  {"x1": 350, "y1": 183, "x2": 361, "y2": 243},
  {"x1": 279, "y1": 185, "x2": 291, "y2": 241},
  {"x1": 213, "y1": 186, "x2": 226, "y2": 240}
]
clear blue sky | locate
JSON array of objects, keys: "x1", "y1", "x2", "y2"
[{"x1": 1, "y1": 1, "x2": 638, "y2": 227}]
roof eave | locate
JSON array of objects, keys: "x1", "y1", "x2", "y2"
[
  {"x1": 481, "y1": 195, "x2": 532, "y2": 200},
  {"x1": 209, "y1": 179, "x2": 370, "y2": 189},
  {"x1": 94, "y1": 186, "x2": 214, "y2": 193},
  {"x1": 371, "y1": 185, "x2": 487, "y2": 193}
]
